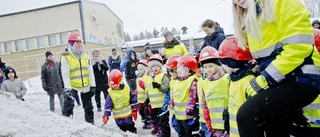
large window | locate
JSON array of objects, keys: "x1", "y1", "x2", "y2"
[
  {"x1": 26, "y1": 38, "x2": 34, "y2": 50},
  {"x1": 15, "y1": 40, "x2": 23, "y2": 51},
  {"x1": 48, "y1": 34, "x2": 57, "y2": 46},
  {"x1": 37, "y1": 36, "x2": 45, "y2": 48},
  {"x1": 60, "y1": 32, "x2": 68, "y2": 44},
  {"x1": 4, "y1": 42, "x2": 12, "y2": 53}
]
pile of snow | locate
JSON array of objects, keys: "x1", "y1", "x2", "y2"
[{"x1": 0, "y1": 76, "x2": 177, "y2": 137}]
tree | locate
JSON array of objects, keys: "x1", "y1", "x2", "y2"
[
  {"x1": 124, "y1": 32, "x2": 132, "y2": 42},
  {"x1": 133, "y1": 34, "x2": 140, "y2": 41},
  {"x1": 171, "y1": 28, "x2": 178, "y2": 35},
  {"x1": 153, "y1": 28, "x2": 159, "y2": 38},
  {"x1": 304, "y1": 0, "x2": 320, "y2": 17},
  {"x1": 181, "y1": 26, "x2": 188, "y2": 34},
  {"x1": 139, "y1": 31, "x2": 145, "y2": 40}
]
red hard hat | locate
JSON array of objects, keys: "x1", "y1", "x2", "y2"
[
  {"x1": 148, "y1": 54, "x2": 163, "y2": 64},
  {"x1": 164, "y1": 55, "x2": 180, "y2": 69},
  {"x1": 108, "y1": 69, "x2": 123, "y2": 88},
  {"x1": 199, "y1": 46, "x2": 219, "y2": 62},
  {"x1": 314, "y1": 29, "x2": 320, "y2": 52},
  {"x1": 177, "y1": 54, "x2": 198, "y2": 72},
  {"x1": 136, "y1": 59, "x2": 148, "y2": 66},
  {"x1": 68, "y1": 32, "x2": 82, "y2": 41},
  {"x1": 218, "y1": 36, "x2": 252, "y2": 60}
]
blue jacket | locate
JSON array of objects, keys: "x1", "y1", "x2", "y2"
[
  {"x1": 120, "y1": 48, "x2": 133, "y2": 72},
  {"x1": 200, "y1": 27, "x2": 226, "y2": 51}
]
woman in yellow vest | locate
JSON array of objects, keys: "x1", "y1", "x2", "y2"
[
  {"x1": 198, "y1": 46, "x2": 229, "y2": 137},
  {"x1": 163, "y1": 55, "x2": 181, "y2": 134},
  {"x1": 102, "y1": 69, "x2": 138, "y2": 134},
  {"x1": 136, "y1": 59, "x2": 153, "y2": 129},
  {"x1": 218, "y1": 37, "x2": 257, "y2": 137},
  {"x1": 147, "y1": 54, "x2": 171, "y2": 137},
  {"x1": 170, "y1": 54, "x2": 199, "y2": 137},
  {"x1": 161, "y1": 31, "x2": 189, "y2": 60},
  {"x1": 232, "y1": 0, "x2": 320, "y2": 136}
]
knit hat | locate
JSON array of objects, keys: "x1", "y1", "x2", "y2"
[
  {"x1": 137, "y1": 64, "x2": 149, "y2": 73},
  {"x1": 45, "y1": 51, "x2": 53, "y2": 58},
  {"x1": 68, "y1": 41, "x2": 75, "y2": 46},
  {"x1": 148, "y1": 60, "x2": 162, "y2": 70},
  {"x1": 164, "y1": 31, "x2": 173, "y2": 38}
]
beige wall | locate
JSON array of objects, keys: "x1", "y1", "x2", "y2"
[{"x1": 82, "y1": 1, "x2": 124, "y2": 46}]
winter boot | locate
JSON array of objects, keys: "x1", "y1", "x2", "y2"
[
  {"x1": 151, "y1": 125, "x2": 159, "y2": 134},
  {"x1": 143, "y1": 121, "x2": 153, "y2": 129}
]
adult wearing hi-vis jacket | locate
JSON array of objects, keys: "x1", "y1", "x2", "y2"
[
  {"x1": 61, "y1": 32, "x2": 96, "y2": 124},
  {"x1": 232, "y1": 0, "x2": 320, "y2": 137}
]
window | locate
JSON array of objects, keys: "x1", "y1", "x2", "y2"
[
  {"x1": 60, "y1": 32, "x2": 68, "y2": 44},
  {"x1": 26, "y1": 38, "x2": 34, "y2": 50},
  {"x1": 15, "y1": 40, "x2": 23, "y2": 51},
  {"x1": 48, "y1": 34, "x2": 57, "y2": 46},
  {"x1": 4, "y1": 42, "x2": 12, "y2": 53},
  {"x1": 37, "y1": 36, "x2": 45, "y2": 48}
]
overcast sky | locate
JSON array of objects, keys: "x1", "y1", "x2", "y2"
[{"x1": 0, "y1": 0, "x2": 308, "y2": 36}]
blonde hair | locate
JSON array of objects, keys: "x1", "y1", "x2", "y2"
[{"x1": 232, "y1": 0, "x2": 275, "y2": 49}]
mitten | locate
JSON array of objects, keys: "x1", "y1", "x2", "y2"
[
  {"x1": 138, "y1": 79, "x2": 145, "y2": 89},
  {"x1": 152, "y1": 82, "x2": 161, "y2": 89},
  {"x1": 246, "y1": 75, "x2": 269, "y2": 97},
  {"x1": 102, "y1": 115, "x2": 109, "y2": 124},
  {"x1": 89, "y1": 86, "x2": 96, "y2": 97},
  {"x1": 132, "y1": 108, "x2": 138, "y2": 121}
]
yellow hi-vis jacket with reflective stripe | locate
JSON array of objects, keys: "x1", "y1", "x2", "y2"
[
  {"x1": 197, "y1": 77, "x2": 206, "y2": 123},
  {"x1": 228, "y1": 75, "x2": 255, "y2": 137},
  {"x1": 203, "y1": 74, "x2": 229, "y2": 130},
  {"x1": 173, "y1": 75, "x2": 197, "y2": 120},
  {"x1": 65, "y1": 52, "x2": 90, "y2": 88},
  {"x1": 170, "y1": 78, "x2": 178, "y2": 115},
  {"x1": 108, "y1": 84, "x2": 132, "y2": 119},
  {"x1": 147, "y1": 72, "x2": 166, "y2": 109},
  {"x1": 303, "y1": 95, "x2": 320, "y2": 127},
  {"x1": 247, "y1": 0, "x2": 320, "y2": 85},
  {"x1": 137, "y1": 75, "x2": 149, "y2": 103}
]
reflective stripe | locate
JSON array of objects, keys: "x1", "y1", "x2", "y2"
[
  {"x1": 150, "y1": 100, "x2": 163, "y2": 105},
  {"x1": 281, "y1": 34, "x2": 314, "y2": 45},
  {"x1": 211, "y1": 118, "x2": 224, "y2": 124},
  {"x1": 251, "y1": 42, "x2": 284, "y2": 58},
  {"x1": 265, "y1": 63, "x2": 285, "y2": 83},
  {"x1": 305, "y1": 116, "x2": 320, "y2": 122},
  {"x1": 70, "y1": 74, "x2": 89, "y2": 80},
  {"x1": 230, "y1": 127, "x2": 239, "y2": 136},
  {"x1": 149, "y1": 94, "x2": 164, "y2": 98},
  {"x1": 208, "y1": 107, "x2": 226, "y2": 113},
  {"x1": 70, "y1": 67, "x2": 88, "y2": 73},
  {"x1": 113, "y1": 107, "x2": 131, "y2": 116},
  {"x1": 138, "y1": 97, "x2": 146, "y2": 100},
  {"x1": 304, "y1": 103, "x2": 320, "y2": 110},
  {"x1": 175, "y1": 111, "x2": 186, "y2": 116},
  {"x1": 301, "y1": 65, "x2": 320, "y2": 75},
  {"x1": 105, "y1": 109, "x2": 111, "y2": 112},
  {"x1": 113, "y1": 104, "x2": 130, "y2": 111},
  {"x1": 174, "y1": 102, "x2": 188, "y2": 107},
  {"x1": 230, "y1": 114, "x2": 236, "y2": 121},
  {"x1": 138, "y1": 92, "x2": 147, "y2": 95},
  {"x1": 131, "y1": 103, "x2": 138, "y2": 106}
]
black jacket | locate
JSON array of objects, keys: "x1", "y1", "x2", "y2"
[
  {"x1": 200, "y1": 27, "x2": 226, "y2": 51},
  {"x1": 92, "y1": 60, "x2": 109, "y2": 92},
  {"x1": 125, "y1": 51, "x2": 139, "y2": 79}
]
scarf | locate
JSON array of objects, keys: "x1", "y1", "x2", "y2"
[
  {"x1": 163, "y1": 37, "x2": 180, "y2": 48},
  {"x1": 206, "y1": 67, "x2": 225, "y2": 81},
  {"x1": 46, "y1": 60, "x2": 54, "y2": 70},
  {"x1": 69, "y1": 46, "x2": 83, "y2": 59}
]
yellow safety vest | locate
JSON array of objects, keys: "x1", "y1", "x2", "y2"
[
  {"x1": 170, "y1": 78, "x2": 178, "y2": 115},
  {"x1": 228, "y1": 75, "x2": 255, "y2": 137},
  {"x1": 303, "y1": 95, "x2": 320, "y2": 127},
  {"x1": 108, "y1": 84, "x2": 132, "y2": 119},
  {"x1": 147, "y1": 72, "x2": 166, "y2": 109},
  {"x1": 64, "y1": 52, "x2": 90, "y2": 88},
  {"x1": 164, "y1": 43, "x2": 189, "y2": 59},
  {"x1": 203, "y1": 74, "x2": 229, "y2": 130},
  {"x1": 247, "y1": 0, "x2": 320, "y2": 84},
  {"x1": 173, "y1": 75, "x2": 197, "y2": 120},
  {"x1": 197, "y1": 77, "x2": 206, "y2": 123},
  {"x1": 137, "y1": 75, "x2": 150, "y2": 103}
]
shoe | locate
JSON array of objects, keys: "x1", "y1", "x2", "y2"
[
  {"x1": 151, "y1": 126, "x2": 159, "y2": 134},
  {"x1": 97, "y1": 108, "x2": 102, "y2": 112},
  {"x1": 143, "y1": 122, "x2": 153, "y2": 129}
]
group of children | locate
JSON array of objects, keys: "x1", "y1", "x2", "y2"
[{"x1": 101, "y1": 35, "x2": 320, "y2": 137}]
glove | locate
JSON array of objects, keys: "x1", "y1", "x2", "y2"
[
  {"x1": 152, "y1": 82, "x2": 161, "y2": 89},
  {"x1": 246, "y1": 75, "x2": 269, "y2": 97},
  {"x1": 102, "y1": 115, "x2": 109, "y2": 124},
  {"x1": 138, "y1": 79, "x2": 145, "y2": 89},
  {"x1": 89, "y1": 86, "x2": 96, "y2": 97},
  {"x1": 132, "y1": 108, "x2": 138, "y2": 121}
]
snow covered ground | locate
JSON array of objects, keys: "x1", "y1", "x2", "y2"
[{"x1": 0, "y1": 76, "x2": 178, "y2": 137}]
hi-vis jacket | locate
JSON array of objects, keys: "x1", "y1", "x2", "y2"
[
  {"x1": 169, "y1": 78, "x2": 178, "y2": 115},
  {"x1": 197, "y1": 77, "x2": 206, "y2": 123},
  {"x1": 164, "y1": 43, "x2": 189, "y2": 59},
  {"x1": 303, "y1": 95, "x2": 320, "y2": 127},
  {"x1": 147, "y1": 72, "x2": 167, "y2": 109},
  {"x1": 228, "y1": 75, "x2": 255, "y2": 137},
  {"x1": 247, "y1": 0, "x2": 320, "y2": 89},
  {"x1": 202, "y1": 74, "x2": 229, "y2": 130},
  {"x1": 137, "y1": 75, "x2": 150, "y2": 103},
  {"x1": 61, "y1": 48, "x2": 95, "y2": 93}
]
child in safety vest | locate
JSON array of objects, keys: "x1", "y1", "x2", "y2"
[
  {"x1": 102, "y1": 69, "x2": 138, "y2": 134},
  {"x1": 169, "y1": 54, "x2": 200, "y2": 136},
  {"x1": 147, "y1": 54, "x2": 171, "y2": 137},
  {"x1": 218, "y1": 37, "x2": 257, "y2": 137},
  {"x1": 198, "y1": 46, "x2": 230, "y2": 137},
  {"x1": 136, "y1": 59, "x2": 153, "y2": 129},
  {"x1": 163, "y1": 55, "x2": 181, "y2": 134}
]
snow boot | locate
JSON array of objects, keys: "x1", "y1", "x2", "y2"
[
  {"x1": 151, "y1": 125, "x2": 159, "y2": 134},
  {"x1": 143, "y1": 121, "x2": 153, "y2": 129}
]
